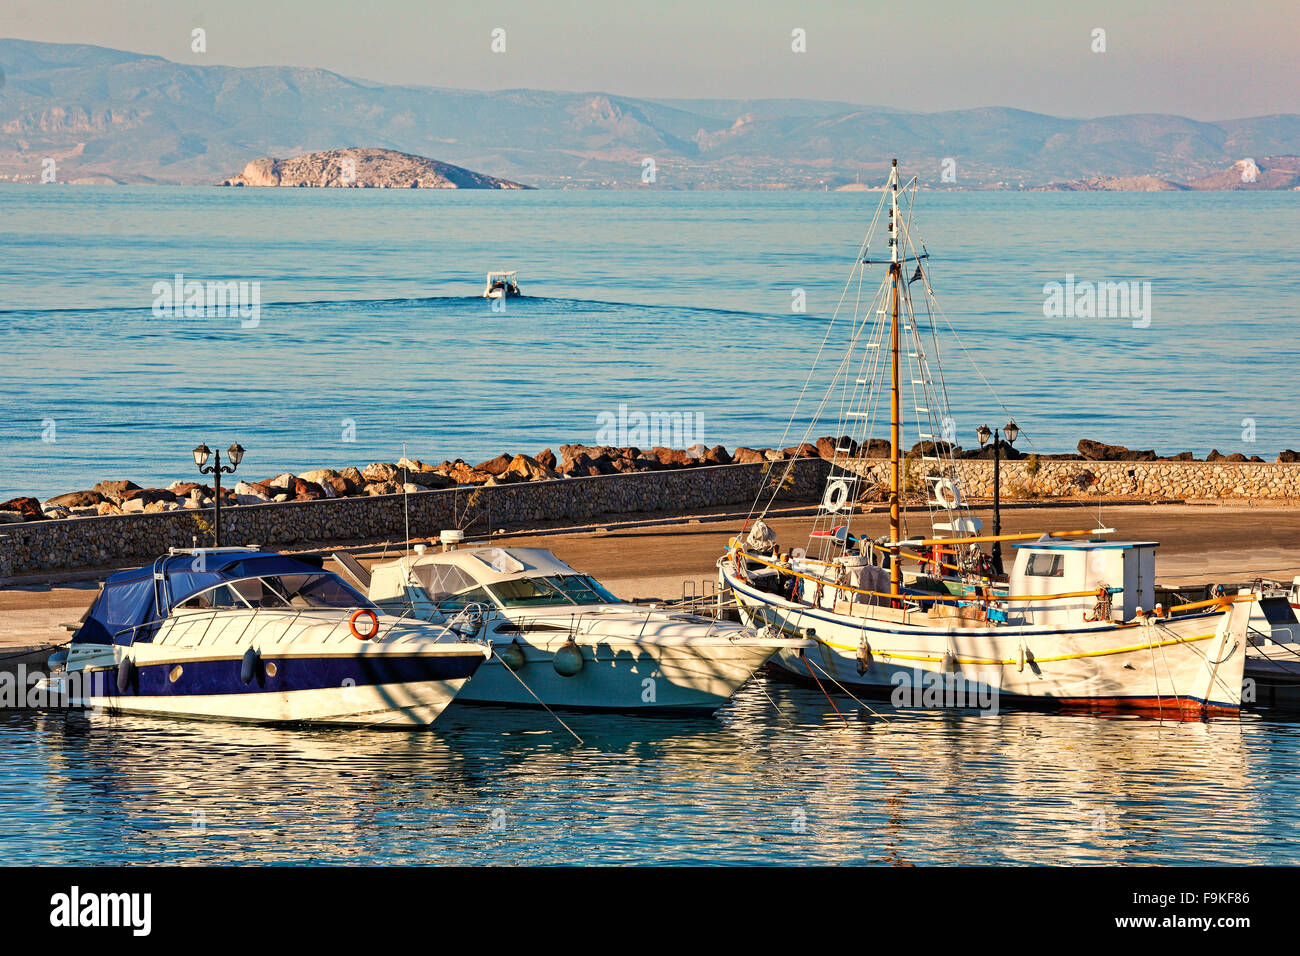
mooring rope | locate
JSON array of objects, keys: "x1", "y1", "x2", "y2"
[
  {"x1": 0, "y1": 638, "x2": 69, "y2": 663},
  {"x1": 800, "y1": 651, "x2": 849, "y2": 727},
  {"x1": 801, "y1": 651, "x2": 891, "y2": 723},
  {"x1": 486, "y1": 646, "x2": 584, "y2": 745},
  {"x1": 738, "y1": 661, "x2": 795, "y2": 728}
]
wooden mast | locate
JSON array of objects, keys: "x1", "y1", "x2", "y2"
[{"x1": 888, "y1": 159, "x2": 902, "y2": 598}]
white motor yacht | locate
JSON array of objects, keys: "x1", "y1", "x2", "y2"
[
  {"x1": 46, "y1": 548, "x2": 488, "y2": 727},
  {"x1": 355, "y1": 538, "x2": 806, "y2": 712}
]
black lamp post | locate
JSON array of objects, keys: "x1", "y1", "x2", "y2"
[
  {"x1": 977, "y1": 421, "x2": 1019, "y2": 574},
  {"x1": 193, "y1": 442, "x2": 245, "y2": 547}
]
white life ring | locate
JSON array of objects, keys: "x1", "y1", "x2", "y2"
[
  {"x1": 822, "y1": 479, "x2": 850, "y2": 513},
  {"x1": 932, "y1": 477, "x2": 963, "y2": 510}
]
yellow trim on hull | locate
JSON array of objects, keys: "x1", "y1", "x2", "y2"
[
  {"x1": 728, "y1": 545, "x2": 1246, "y2": 614},
  {"x1": 747, "y1": 612, "x2": 1221, "y2": 666}
]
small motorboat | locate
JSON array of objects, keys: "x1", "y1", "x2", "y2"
[
  {"x1": 482, "y1": 270, "x2": 521, "y2": 299},
  {"x1": 44, "y1": 547, "x2": 488, "y2": 727},
  {"x1": 353, "y1": 535, "x2": 807, "y2": 712}
]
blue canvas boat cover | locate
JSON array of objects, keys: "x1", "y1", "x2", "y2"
[{"x1": 73, "y1": 551, "x2": 326, "y2": 646}]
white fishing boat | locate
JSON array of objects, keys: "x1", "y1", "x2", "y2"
[
  {"x1": 354, "y1": 535, "x2": 807, "y2": 712},
  {"x1": 482, "y1": 270, "x2": 521, "y2": 299},
  {"x1": 45, "y1": 548, "x2": 488, "y2": 727},
  {"x1": 717, "y1": 160, "x2": 1251, "y2": 717}
]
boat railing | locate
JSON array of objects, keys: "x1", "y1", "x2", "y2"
[
  {"x1": 442, "y1": 603, "x2": 492, "y2": 642},
  {"x1": 109, "y1": 602, "x2": 431, "y2": 647},
  {"x1": 728, "y1": 544, "x2": 1252, "y2": 617},
  {"x1": 1245, "y1": 622, "x2": 1275, "y2": 646},
  {"x1": 662, "y1": 592, "x2": 744, "y2": 619}
]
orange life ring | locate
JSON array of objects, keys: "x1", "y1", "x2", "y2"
[{"x1": 350, "y1": 608, "x2": 379, "y2": 641}]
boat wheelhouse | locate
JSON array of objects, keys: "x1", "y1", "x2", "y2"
[{"x1": 1006, "y1": 538, "x2": 1155, "y2": 627}]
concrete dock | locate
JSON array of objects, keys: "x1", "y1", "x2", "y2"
[{"x1": 3, "y1": 502, "x2": 1298, "y2": 661}]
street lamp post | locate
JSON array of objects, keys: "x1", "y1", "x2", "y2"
[
  {"x1": 976, "y1": 421, "x2": 1019, "y2": 575},
  {"x1": 193, "y1": 442, "x2": 245, "y2": 547}
]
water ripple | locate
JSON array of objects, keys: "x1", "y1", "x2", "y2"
[{"x1": 2, "y1": 676, "x2": 1297, "y2": 865}]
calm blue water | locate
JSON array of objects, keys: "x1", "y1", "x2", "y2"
[
  {"x1": 3, "y1": 188, "x2": 1297, "y2": 866},
  {"x1": 0, "y1": 186, "x2": 1296, "y2": 499},
  {"x1": 4, "y1": 681, "x2": 1299, "y2": 865}
]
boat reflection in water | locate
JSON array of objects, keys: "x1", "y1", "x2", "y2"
[{"x1": 10, "y1": 677, "x2": 1296, "y2": 866}]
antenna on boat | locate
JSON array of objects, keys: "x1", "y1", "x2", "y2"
[{"x1": 888, "y1": 158, "x2": 903, "y2": 600}]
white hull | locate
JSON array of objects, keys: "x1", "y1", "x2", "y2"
[
  {"x1": 64, "y1": 612, "x2": 487, "y2": 728},
  {"x1": 459, "y1": 636, "x2": 792, "y2": 711},
  {"x1": 365, "y1": 546, "x2": 807, "y2": 712},
  {"x1": 77, "y1": 677, "x2": 469, "y2": 727},
  {"x1": 723, "y1": 565, "x2": 1248, "y2": 715}
]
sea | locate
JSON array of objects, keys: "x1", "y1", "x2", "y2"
[
  {"x1": 1, "y1": 187, "x2": 1299, "y2": 867},
  {"x1": 0, "y1": 187, "x2": 1296, "y2": 499},
  {"x1": 4, "y1": 690, "x2": 1300, "y2": 865}
]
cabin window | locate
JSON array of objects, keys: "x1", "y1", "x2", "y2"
[
  {"x1": 490, "y1": 577, "x2": 573, "y2": 608},
  {"x1": 177, "y1": 584, "x2": 243, "y2": 610},
  {"x1": 190, "y1": 573, "x2": 373, "y2": 610},
  {"x1": 549, "y1": 575, "x2": 622, "y2": 605},
  {"x1": 415, "y1": 565, "x2": 479, "y2": 600},
  {"x1": 264, "y1": 573, "x2": 372, "y2": 609},
  {"x1": 1025, "y1": 553, "x2": 1065, "y2": 577},
  {"x1": 487, "y1": 574, "x2": 622, "y2": 608},
  {"x1": 434, "y1": 587, "x2": 493, "y2": 612},
  {"x1": 1260, "y1": 597, "x2": 1299, "y2": 627},
  {"x1": 230, "y1": 577, "x2": 266, "y2": 605}
]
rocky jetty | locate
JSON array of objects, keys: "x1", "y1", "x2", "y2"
[
  {"x1": 4, "y1": 437, "x2": 1299, "y2": 524},
  {"x1": 218, "y1": 147, "x2": 529, "y2": 189}
]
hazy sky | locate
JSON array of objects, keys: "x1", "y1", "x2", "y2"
[{"x1": 2, "y1": 0, "x2": 1296, "y2": 118}]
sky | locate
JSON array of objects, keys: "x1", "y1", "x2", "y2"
[{"x1": 1, "y1": 0, "x2": 1297, "y2": 119}]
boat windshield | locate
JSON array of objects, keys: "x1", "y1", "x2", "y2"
[
  {"x1": 177, "y1": 573, "x2": 374, "y2": 611},
  {"x1": 488, "y1": 574, "x2": 621, "y2": 608}
]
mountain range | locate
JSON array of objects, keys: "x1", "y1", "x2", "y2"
[{"x1": 2, "y1": 38, "x2": 1298, "y2": 189}]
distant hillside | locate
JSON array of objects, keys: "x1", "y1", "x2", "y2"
[
  {"x1": 2, "y1": 39, "x2": 1299, "y2": 189},
  {"x1": 220, "y1": 147, "x2": 528, "y2": 189},
  {"x1": 1032, "y1": 175, "x2": 1189, "y2": 191},
  {"x1": 1186, "y1": 156, "x2": 1300, "y2": 190},
  {"x1": 1035, "y1": 156, "x2": 1300, "y2": 191}
]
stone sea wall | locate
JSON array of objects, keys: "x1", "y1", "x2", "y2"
[
  {"x1": 0, "y1": 459, "x2": 830, "y2": 578},
  {"x1": 4, "y1": 456, "x2": 1300, "y2": 579},
  {"x1": 841, "y1": 458, "x2": 1300, "y2": 501}
]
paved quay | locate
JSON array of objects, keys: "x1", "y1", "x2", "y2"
[{"x1": 3, "y1": 502, "x2": 1298, "y2": 656}]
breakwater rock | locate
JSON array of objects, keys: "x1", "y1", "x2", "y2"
[
  {"x1": 0, "y1": 458, "x2": 829, "y2": 577},
  {"x1": 4, "y1": 437, "x2": 1300, "y2": 527}
]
